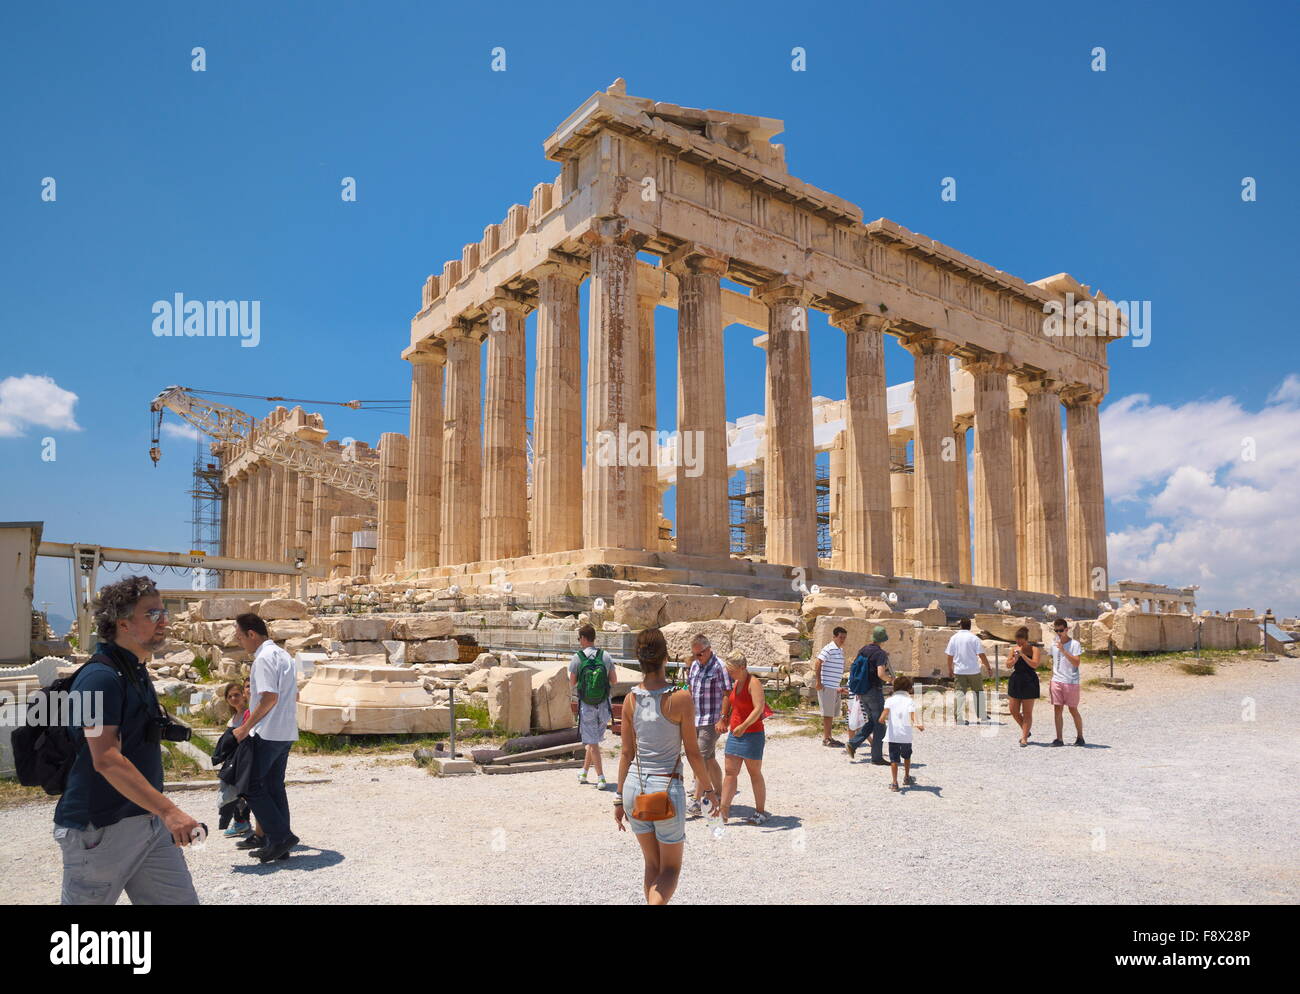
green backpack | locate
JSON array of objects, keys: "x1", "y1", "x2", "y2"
[{"x1": 576, "y1": 649, "x2": 611, "y2": 706}]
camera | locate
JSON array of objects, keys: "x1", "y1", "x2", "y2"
[{"x1": 145, "y1": 712, "x2": 193, "y2": 744}]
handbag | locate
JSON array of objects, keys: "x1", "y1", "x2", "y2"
[
  {"x1": 847, "y1": 696, "x2": 865, "y2": 731},
  {"x1": 630, "y1": 689, "x2": 682, "y2": 822}
]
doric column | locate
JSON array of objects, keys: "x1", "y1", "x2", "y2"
[
  {"x1": 279, "y1": 468, "x2": 297, "y2": 561},
  {"x1": 440, "y1": 321, "x2": 484, "y2": 566},
  {"x1": 311, "y1": 479, "x2": 338, "y2": 571},
  {"x1": 668, "y1": 248, "x2": 730, "y2": 558},
  {"x1": 531, "y1": 259, "x2": 585, "y2": 555},
  {"x1": 890, "y1": 469, "x2": 915, "y2": 577},
  {"x1": 376, "y1": 432, "x2": 409, "y2": 575},
  {"x1": 832, "y1": 310, "x2": 894, "y2": 576},
  {"x1": 239, "y1": 471, "x2": 256, "y2": 586},
  {"x1": 581, "y1": 218, "x2": 646, "y2": 551},
  {"x1": 1010, "y1": 407, "x2": 1028, "y2": 589},
  {"x1": 1018, "y1": 375, "x2": 1068, "y2": 595},
  {"x1": 481, "y1": 293, "x2": 531, "y2": 561},
  {"x1": 254, "y1": 463, "x2": 272, "y2": 567},
  {"x1": 636, "y1": 279, "x2": 660, "y2": 552},
  {"x1": 954, "y1": 417, "x2": 972, "y2": 585},
  {"x1": 966, "y1": 359, "x2": 1017, "y2": 589},
  {"x1": 1064, "y1": 388, "x2": 1108, "y2": 599},
  {"x1": 903, "y1": 337, "x2": 959, "y2": 583},
  {"x1": 743, "y1": 461, "x2": 765, "y2": 557},
  {"x1": 226, "y1": 475, "x2": 241, "y2": 587},
  {"x1": 405, "y1": 348, "x2": 445, "y2": 571},
  {"x1": 296, "y1": 472, "x2": 314, "y2": 568},
  {"x1": 756, "y1": 277, "x2": 817, "y2": 569},
  {"x1": 828, "y1": 432, "x2": 846, "y2": 568}
]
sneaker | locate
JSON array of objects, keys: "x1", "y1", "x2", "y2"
[
  {"x1": 578, "y1": 771, "x2": 588, "y2": 784},
  {"x1": 824, "y1": 738, "x2": 844, "y2": 748},
  {"x1": 845, "y1": 743, "x2": 857, "y2": 760},
  {"x1": 236, "y1": 834, "x2": 267, "y2": 850},
  {"x1": 1074, "y1": 737, "x2": 1086, "y2": 747},
  {"x1": 1051, "y1": 739, "x2": 1064, "y2": 747},
  {"x1": 903, "y1": 775, "x2": 916, "y2": 785},
  {"x1": 223, "y1": 822, "x2": 250, "y2": 838},
  {"x1": 686, "y1": 800, "x2": 703, "y2": 818},
  {"x1": 597, "y1": 775, "x2": 608, "y2": 787},
  {"x1": 871, "y1": 759, "x2": 890, "y2": 766}
]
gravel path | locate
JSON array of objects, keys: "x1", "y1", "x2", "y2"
[{"x1": 3, "y1": 656, "x2": 1297, "y2": 904}]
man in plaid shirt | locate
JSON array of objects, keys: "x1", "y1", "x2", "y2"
[{"x1": 685, "y1": 634, "x2": 732, "y2": 818}]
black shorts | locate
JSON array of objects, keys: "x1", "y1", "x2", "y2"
[{"x1": 888, "y1": 742, "x2": 913, "y2": 763}]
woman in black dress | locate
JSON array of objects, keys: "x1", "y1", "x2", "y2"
[{"x1": 1006, "y1": 626, "x2": 1041, "y2": 747}]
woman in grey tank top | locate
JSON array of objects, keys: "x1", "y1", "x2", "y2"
[{"x1": 614, "y1": 628, "x2": 718, "y2": 905}]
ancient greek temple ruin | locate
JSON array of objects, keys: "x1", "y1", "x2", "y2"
[{"x1": 220, "y1": 81, "x2": 1121, "y2": 617}]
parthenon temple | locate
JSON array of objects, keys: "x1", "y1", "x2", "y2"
[{"x1": 219, "y1": 81, "x2": 1122, "y2": 618}]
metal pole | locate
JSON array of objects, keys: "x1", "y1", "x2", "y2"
[
  {"x1": 1108, "y1": 640, "x2": 1115, "y2": 681},
  {"x1": 448, "y1": 684, "x2": 457, "y2": 758},
  {"x1": 994, "y1": 644, "x2": 1000, "y2": 695}
]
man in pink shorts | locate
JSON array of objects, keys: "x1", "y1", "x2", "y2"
[{"x1": 1048, "y1": 618, "x2": 1084, "y2": 746}]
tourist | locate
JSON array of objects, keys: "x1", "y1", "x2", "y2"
[
  {"x1": 814, "y1": 626, "x2": 849, "y2": 746},
  {"x1": 944, "y1": 618, "x2": 991, "y2": 724},
  {"x1": 1006, "y1": 626, "x2": 1042, "y2": 747},
  {"x1": 569, "y1": 623, "x2": 616, "y2": 787},
  {"x1": 881, "y1": 675, "x2": 925, "y2": 792},
  {"x1": 684, "y1": 634, "x2": 732, "y2": 817},
  {"x1": 615, "y1": 628, "x2": 717, "y2": 906},
  {"x1": 218, "y1": 682, "x2": 252, "y2": 837},
  {"x1": 52, "y1": 575, "x2": 201, "y2": 905},
  {"x1": 718, "y1": 651, "x2": 770, "y2": 826},
  {"x1": 232, "y1": 613, "x2": 300, "y2": 863},
  {"x1": 846, "y1": 626, "x2": 892, "y2": 765},
  {"x1": 1047, "y1": 619, "x2": 1085, "y2": 746}
]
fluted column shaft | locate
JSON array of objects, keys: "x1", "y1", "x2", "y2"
[
  {"x1": 582, "y1": 220, "x2": 644, "y2": 550},
  {"x1": 311, "y1": 479, "x2": 338, "y2": 570},
  {"x1": 1010, "y1": 408, "x2": 1028, "y2": 589},
  {"x1": 836, "y1": 312, "x2": 894, "y2": 576},
  {"x1": 670, "y1": 253, "x2": 730, "y2": 558},
  {"x1": 440, "y1": 324, "x2": 483, "y2": 566},
  {"x1": 954, "y1": 419, "x2": 972, "y2": 584},
  {"x1": 226, "y1": 476, "x2": 242, "y2": 586},
  {"x1": 481, "y1": 297, "x2": 530, "y2": 561},
  {"x1": 968, "y1": 362, "x2": 1018, "y2": 589},
  {"x1": 1020, "y1": 378, "x2": 1068, "y2": 594},
  {"x1": 891, "y1": 469, "x2": 915, "y2": 577},
  {"x1": 637, "y1": 288, "x2": 660, "y2": 551},
  {"x1": 254, "y1": 463, "x2": 272, "y2": 568},
  {"x1": 405, "y1": 350, "x2": 445, "y2": 571},
  {"x1": 1065, "y1": 392, "x2": 1107, "y2": 598},
  {"x1": 295, "y1": 472, "x2": 314, "y2": 568},
  {"x1": 377, "y1": 432, "x2": 409, "y2": 575},
  {"x1": 532, "y1": 264, "x2": 584, "y2": 554},
  {"x1": 907, "y1": 339, "x2": 959, "y2": 583}
]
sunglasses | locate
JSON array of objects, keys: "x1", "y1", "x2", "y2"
[{"x1": 144, "y1": 608, "x2": 170, "y2": 623}]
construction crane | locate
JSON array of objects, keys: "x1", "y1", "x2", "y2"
[{"x1": 149, "y1": 385, "x2": 383, "y2": 501}]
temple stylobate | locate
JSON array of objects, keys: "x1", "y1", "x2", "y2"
[{"x1": 397, "y1": 79, "x2": 1121, "y2": 617}]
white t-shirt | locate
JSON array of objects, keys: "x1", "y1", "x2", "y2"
[
  {"x1": 250, "y1": 640, "x2": 299, "y2": 741},
  {"x1": 883, "y1": 692, "x2": 916, "y2": 744},
  {"x1": 817, "y1": 642, "x2": 846, "y2": 687},
  {"x1": 944, "y1": 629, "x2": 985, "y2": 675},
  {"x1": 1048, "y1": 638, "x2": 1083, "y2": 685}
]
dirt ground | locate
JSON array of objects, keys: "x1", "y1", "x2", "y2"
[{"x1": 2, "y1": 655, "x2": 1296, "y2": 905}]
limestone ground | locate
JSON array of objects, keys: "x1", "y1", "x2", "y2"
[{"x1": 2, "y1": 656, "x2": 1296, "y2": 905}]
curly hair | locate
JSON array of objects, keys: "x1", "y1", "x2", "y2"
[{"x1": 93, "y1": 574, "x2": 160, "y2": 640}]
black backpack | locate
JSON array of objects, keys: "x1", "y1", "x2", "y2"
[{"x1": 11, "y1": 655, "x2": 126, "y2": 796}]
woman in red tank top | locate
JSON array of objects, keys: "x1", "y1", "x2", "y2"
[{"x1": 718, "y1": 652, "x2": 770, "y2": 826}]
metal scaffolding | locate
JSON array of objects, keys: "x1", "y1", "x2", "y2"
[{"x1": 188, "y1": 441, "x2": 226, "y2": 586}]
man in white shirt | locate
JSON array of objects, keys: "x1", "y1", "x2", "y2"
[
  {"x1": 944, "y1": 618, "x2": 991, "y2": 725},
  {"x1": 814, "y1": 627, "x2": 849, "y2": 747},
  {"x1": 1047, "y1": 618, "x2": 1085, "y2": 746},
  {"x1": 234, "y1": 613, "x2": 300, "y2": 863}
]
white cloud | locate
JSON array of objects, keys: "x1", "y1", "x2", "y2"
[
  {"x1": 1102, "y1": 376, "x2": 1300, "y2": 616},
  {"x1": 0, "y1": 374, "x2": 80, "y2": 437},
  {"x1": 161, "y1": 422, "x2": 202, "y2": 441}
]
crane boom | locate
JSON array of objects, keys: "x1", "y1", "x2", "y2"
[{"x1": 150, "y1": 385, "x2": 379, "y2": 501}]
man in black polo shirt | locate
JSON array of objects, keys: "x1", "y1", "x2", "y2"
[{"x1": 53, "y1": 575, "x2": 201, "y2": 904}]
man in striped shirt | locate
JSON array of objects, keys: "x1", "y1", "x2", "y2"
[{"x1": 815, "y1": 627, "x2": 849, "y2": 747}]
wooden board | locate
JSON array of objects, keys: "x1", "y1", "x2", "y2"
[{"x1": 481, "y1": 758, "x2": 585, "y2": 775}]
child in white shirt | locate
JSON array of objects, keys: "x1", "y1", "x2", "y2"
[{"x1": 880, "y1": 675, "x2": 925, "y2": 792}]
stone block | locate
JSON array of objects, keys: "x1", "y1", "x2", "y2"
[
  {"x1": 1111, "y1": 612, "x2": 1162, "y2": 651},
  {"x1": 904, "y1": 606, "x2": 946, "y2": 626},
  {"x1": 335, "y1": 617, "x2": 393, "y2": 641},
  {"x1": 472, "y1": 652, "x2": 499, "y2": 670},
  {"x1": 912, "y1": 628, "x2": 959, "y2": 679},
  {"x1": 254, "y1": 598, "x2": 309, "y2": 620},
  {"x1": 268, "y1": 619, "x2": 314, "y2": 641},
  {"x1": 614, "y1": 590, "x2": 667, "y2": 629},
  {"x1": 530, "y1": 664, "x2": 575, "y2": 733},
  {"x1": 1159, "y1": 614, "x2": 1196, "y2": 652},
  {"x1": 730, "y1": 623, "x2": 790, "y2": 669},
  {"x1": 1075, "y1": 620, "x2": 1112, "y2": 652},
  {"x1": 195, "y1": 598, "x2": 252, "y2": 621},
  {"x1": 1235, "y1": 620, "x2": 1260, "y2": 649},
  {"x1": 974, "y1": 615, "x2": 1042, "y2": 643},
  {"x1": 810, "y1": 616, "x2": 921, "y2": 674},
  {"x1": 463, "y1": 668, "x2": 493, "y2": 693},
  {"x1": 661, "y1": 620, "x2": 736, "y2": 662},
  {"x1": 487, "y1": 667, "x2": 532, "y2": 735},
  {"x1": 342, "y1": 640, "x2": 387, "y2": 657},
  {"x1": 801, "y1": 593, "x2": 868, "y2": 619},
  {"x1": 406, "y1": 639, "x2": 461, "y2": 663},
  {"x1": 721, "y1": 597, "x2": 797, "y2": 622},
  {"x1": 1197, "y1": 616, "x2": 1235, "y2": 650},
  {"x1": 661, "y1": 593, "x2": 728, "y2": 623},
  {"x1": 391, "y1": 614, "x2": 455, "y2": 640},
  {"x1": 381, "y1": 640, "x2": 408, "y2": 667}
]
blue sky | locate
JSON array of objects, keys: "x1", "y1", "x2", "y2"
[{"x1": 3, "y1": 0, "x2": 1298, "y2": 620}]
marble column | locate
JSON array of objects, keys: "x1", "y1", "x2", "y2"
[
  {"x1": 240, "y1": 470, "x2": 256, "y2": 585},
  {"x1": 481, "y1": 295, "x2": 530, "y2": 561},
  {"x1": 832, "y1": 311, "x2": 894, "y2": 577},
  {"x1": 743, "y1": 461, "x2": 765, "y2": 557},
  {"x1": 828, "y1": 432, "x2": 846, "y2": 568},
  {"x1": 1065, "y1": 389, "x2": 1108, "y2": 599},
  {"x1": 1010, "y1": 407, "x2": 1029, "y2": 590},
  {"x1": 967, "y1": 360, "x2": 1017, "y2": 590},
  {"x1": 280, "y1": 468, "x2": 298, "y2": 560},
  {"x1": 377, "y1": 432, "x2": 409, "y2": 575},
  {"x1": 890, "y1": 469, "x2": 915, "y2": 577},
  {"x1": 636, "y1": 281, "x2": 660, "y2": 552},
  {"x1": 531, "y1": 260, "x2": 585, "y2": 555},
  {"x1": 440, "y1": 322, "x2": 484, "y2": 566},
  {"x1": 405, "y1": 349, "x2": 445, "y2": 571},
  {"x1": 226, "y1": 475, "x2": 241, "y2": 587},
  {"x1": 296, "y1": 472, "x2": 314, "y2": 567},
  {"x1": 669, "y1": 250, "x2": 730, "y2": 558},
  {"x1": 1019, "y1": 376, "x2": 1068, "y2": 595},
  {"x1": 904, "y1": 338, "x2": 959, "y2": 583},
  {"x1": 254, "y1": 463, "x2": 272, "y2": 568},
  {"x1": 954, "y1": 417, "x2": 972, "y2": 585},
  {"x1": 311, "y1": 479, "x2": 339, "y2": 571},
  {"x1": 581, "y1": 219, "x2": 645, "y2": 551},
  {"x1": 757, "y1": 278, "x2": 817, "y2": 569}
]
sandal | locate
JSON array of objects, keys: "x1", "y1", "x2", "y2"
[
  {"x1": 889, "y1": 783, "x2": 900, "y2": 792},
  {"x1": 746, "y1": 811, "x2": 771, "y2": 826}
]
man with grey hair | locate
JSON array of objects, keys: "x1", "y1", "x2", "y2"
[
  {"x1": 52, "y1": 575, "x2": 201, "y2": 904},
  {"x1": 685, "y1": 633, "x2": 731, "y2": 817}
]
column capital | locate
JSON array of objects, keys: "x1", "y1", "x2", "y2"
[
  {"x1": 581, "y1": 215, "x2": 651, "y2": 251},
  {"x1": 1014, "y1": 371, "x2": 1063, "y2": 396},
  {"x1": 443, "y1": 317, "x2": 487, "y2": 345},
  {"x1": 899, "y1": 332, "x2": 961, "y2": 358},
  {"x1": 754, "y1": 274, "x2": 814, "y2": 307},
  {"x1": 829, "y1": 305, "x2": 890, "y2": 334},
  {"x1": 1061, "y1": 384, "x2": 1104, "y2": 407},
  {"x1": 961, "y1": 351, "x2": 1016, "y2": 376},
  {"x1": 953, "y1": 414, "x2": 974, "y2": 431},
  {"x1": 481, "y1": 288, "x2": 534, "y2": 317},
  {"x1": 406, "y1": 341, "x2": 446, "y2": 365},
  {"x1": 527, "y1": 251, "x2": 587, "y2": 284},
  {"x1": 662, "y1": 242, "x2": 729, "y2": 278}
]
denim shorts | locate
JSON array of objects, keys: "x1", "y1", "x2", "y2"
[
  {"x1": 888, "y1": 741, "x2": 913, "y2": 763},
  {"x1": 724, "y1": 730, "x2": 766, "y2": 761},
  {"x1": 623, "y1": 774, "x2": 686, "y2": 844}
]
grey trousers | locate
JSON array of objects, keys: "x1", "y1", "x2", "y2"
[{"x1": 54, "y1": 813, "x2": 199, "y2": 905}]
